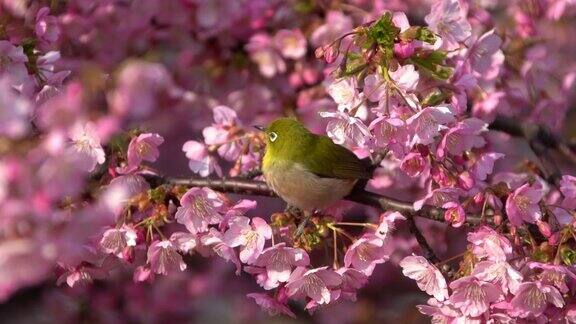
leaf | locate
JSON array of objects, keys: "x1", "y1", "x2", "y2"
[
  {"x1": 410, "y1": 51, "x2": 454, "y2": 80},
  {"x1": 366, "y1": 13, "x2": 400, "y2": 60},
  {"x1": 400, "y1": 27, "x2": 437, "y2": 45}
]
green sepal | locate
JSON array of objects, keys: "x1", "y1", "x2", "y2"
[
  {"x1": 366, "y1": 13, "x2": 399, "y2": 61},
  {"x1": 400, "y1": 26, "x2": 438, "y2": 45},
  {"x1": 561, "y1": 246, "x2": 576, "y2": 266},
  {"x1": 410, "y1": 50, "x2": 453, "y2": 80},
  {"x1": 421, "y1": 89, "x2": 450, "y2": 107}
]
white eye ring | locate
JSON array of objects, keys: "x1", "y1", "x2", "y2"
[{"x1": 269, "y1": 132, "x2": 278, "y2": 142}]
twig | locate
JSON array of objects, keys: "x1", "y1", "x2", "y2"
[
  {"x1": 145, "y1": 174, "x2": 450, "y2": 220},
  {"x1": 406, "y1": 217, "x2": 439, "y2": 263},
  {"x1": 143, "y1": 174, "x2": 490, "y2": 227}
]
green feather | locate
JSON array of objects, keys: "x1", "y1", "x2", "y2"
[{"x1": 262, "y1": 118, "x2": 372, "y2": 180}]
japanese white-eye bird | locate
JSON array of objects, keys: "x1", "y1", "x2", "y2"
[{"x1": 257, "y1": 118, "x2": 372, "y2": 233}]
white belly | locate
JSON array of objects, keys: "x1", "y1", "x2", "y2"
[{"x1": 263, "y1": 161, "x2": 356, "y2": 210}]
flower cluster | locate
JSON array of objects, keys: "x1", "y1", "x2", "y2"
[{"x1": 1, "y1": 0, "x2": 576, "y2": 321}]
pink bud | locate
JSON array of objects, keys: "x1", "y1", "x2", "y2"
[
  {"x1": 548, "y1": 231, "x2": 561, "y2": 245},
  {"x1": 122, "y1": 247, "x2": 135, "y2": 263},
  {"x1": 394, "y1": 41, "x2": 415, "y2": 59},
  {"x1": 473, "y1": 192, "x2": 485, "y2": 205},
  {"x1": 536, "y1": 220, "x2": 552, "y2": 238},
  {"x1": 452, "y1": 155, "x2": 466, "y2": 165},
  {"x1": 133, "y1": 266, "x2": 153, "y2": 283},
  {"x1": 493, "y1": 214, "x2": 503, "y2": 226},
  {"x1": 458, "y1": 171, "x2": 475, "y2": 190},
  {"x1": 400, "y1": 152, "x2": 427, "y2": 177}
]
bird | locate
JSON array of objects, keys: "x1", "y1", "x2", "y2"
[{"x1": 256, "y1": 118, "x2": 372, "y2": 235}]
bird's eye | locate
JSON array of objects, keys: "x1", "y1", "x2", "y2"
[{"x1": 269, "y1": 132, "x2": 278, "y2": 142}]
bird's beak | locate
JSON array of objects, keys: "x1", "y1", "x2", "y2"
[{"x1": 253, "y1": 125, "x2": 266, "y2": 131}]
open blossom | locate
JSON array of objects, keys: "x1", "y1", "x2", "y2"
[
  {"x1": 67, "y1": 122, "x2": 106, "y2": 172},
  {"x1": 437, "y1": 118, "x2": 487, "y2": 158},
  {"x1": 390, "y1": 64, "x2": 419, "y2": 93},
  {"x1": 147, "y1": 240, "x2": 187, "y2": 275},
  {"x1": 100, "y1": 225, "x2": 138, "y2": 258},
  {"x1": 175, "y1": 187, "x2": 225, "y2": 234},
  {"x1": 253, "y1": 243, "x2": 310, "y2": 287},
  {"x1": 182, "y1": 140, "x2": 222, "y2": 177},
  {"x1": 326, "y1": 78, "x2": 364, "y2": 113},
  {"x1": 400, "y1": 255, "x2": 448, "y2": 301},
  {"x1": 467, "y1": 226, "x2": 513, "y2": 261},
  {"x1": 119, "y1": 133, "x2": 164, "y2": 173},
  {"x1": 443, "y1": 202, "x2": 465, "y2": 227},
  {"x1": 169, "y1": 232, "x2": 197, "y2": 254},
  {"x1": 417, "y1": 298, "x2": 462, "y2": 323},
  {"x1": 375, "y1": 211, "x2": 405, "y2": 239},
  {"x1": 505, "y1": 183, "x2": 545, "y2": 226},
  {"x1": 223, "y1": 216, "x2": 272, "y2": 264},
  {"x1": 473, "y1": 260, "x2": 523, "y2": 294},
  {"x1": 449, "y1": 276, "x2": 502, "y2": 317},
  {"x1": 108, "y1": 61, "x2": 174, "y2": 119},
  {"x1": 469, "y1": 30, "x2": 504, "y2": 78},
  {"x1": 202, "y1": 106, "x2": 243, "y2": 161},
  {"x1": 200, "y1": 228, "x2": 241, "y2": 274},
  {"x1": 414, "y1": 187, "x2": 462, "y2": 211},
  {"x1": 425, "y1": 0, "x2": 471, "y2": 50},
  {"x1": 0, "y1": 76, "x2": 31, "y2": 139},
  {"x1": 510, "y1": 281, "x2": 565, "y2": 318},
  {"x1": 337, "y1": 268, "x2": 369, "y2": 301},
  {"x1": 310, "y1": 10, "x2": 353, "y2": 47},
  {"x1": 319, "y1": 110, "x2": 371, "y2": 148},
  {"x1": 273, "y1": 29, "x2": 306, "y2": 59},
  {"x1": 407, "y1": 105, "x2": 455, "y2": 146},
  {"x1": 344, "y1": 233, "x2": 389, "y2": 275},
  {"x1": 246, "y1": 33, "x2": 286, "y2": 78},
  {"x1": 247, "y1": 293, "x2": 296, "y2": 318},
  {"x1": 370, "y1": 117, "x2": 410, "y2": 158},
  {"x1": 560, "y1": 175, "x2": 576, "y2": 209},
  {"x1": 0, "y1": 41, "x2": 30, "y2": 89},
  {"x1": 35, "y1": 7, "x2": 60, "y2": 45},
  {"x1": 285, "y1": 267, "x2": 342, "y2": 305},
  {"x1": 400, "y1": 152, "x2": 428, "y2": 177},
  {"x1": 472, "y1": 152, "x2": 505, "y2": 181}
]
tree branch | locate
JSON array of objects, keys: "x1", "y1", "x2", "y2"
[
  {"x1": 406, "y1": 217, "x2": 439, "y2": 263},
  {"x1": 142, "y1": 174, "x2": 488, "y2": 225}
]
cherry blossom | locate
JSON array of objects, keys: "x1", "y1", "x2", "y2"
[
  {"x1": 425, "y1": 0, "x2": 472, "y2": 50},
  {"x1": 147, "y1": 240, "x2": 187, "y2": 275},
  {"x1": 449, "y1": 276, "x2": 502, "y2": 317},
  {"x1": 253, "y1": 243, "x2": 310, "y2": 287},
  {"x1": 223, "y1": 216, "x2": 272, "y2": 264},
  {"x1": 285, "y1": 267, "x2": 342, "y2": 305},
  {"x1": 505, "y1": 183, "x2": 545, "y2": 226},
  {"x1": 175, "y1": 188, "x2": 225, "y2": 234},
  {"x1": 400, "y1": 255, "x2": 448, "y2": 301},
  {"x1": 344, "y1": 234, "x2": 389, "y2": 275}
]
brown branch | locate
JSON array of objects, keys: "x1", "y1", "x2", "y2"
[
  {"x1": 142, "y1": 174, "x2": 488, "y2": 225},
  {"x1": 407, "y1": 217, "x2": 439, "y2": 263}
]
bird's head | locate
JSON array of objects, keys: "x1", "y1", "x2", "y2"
[{"x1": 255, "y1": 118, "x2": 312, "y2": 157}]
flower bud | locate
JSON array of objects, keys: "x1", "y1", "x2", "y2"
[
  {"x1": 536, "y1": 220, "x2": 552, "y2": 238},
  {"x1": 394, "y1": 41, "x2": 415, "y2": 59},
  {"x1": 458, "y1": 171, "x2": 475, "y2": 190}
]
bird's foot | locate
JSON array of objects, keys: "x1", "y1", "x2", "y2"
[
  {"x1": 294, "y1": 211, "x2": 312, "y2": 239},
  {"x1": 284, "y1": 205, "x2": 302, "y2": 216}
]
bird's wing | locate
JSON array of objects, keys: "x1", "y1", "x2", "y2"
[{"x1": 302, "y1": 136, "x2": 372, "y2": 180}]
